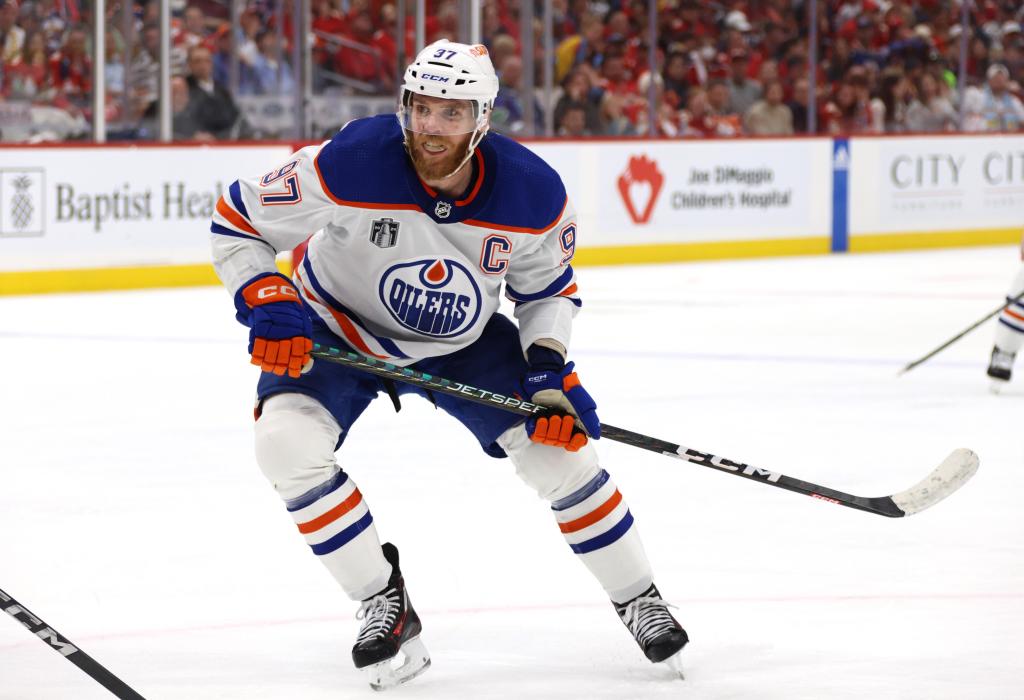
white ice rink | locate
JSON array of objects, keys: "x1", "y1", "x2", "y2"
[{"x1": 1, "y1": 245, "x2": 1022, "y2": 700}]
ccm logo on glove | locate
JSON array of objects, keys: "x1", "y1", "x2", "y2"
[
  {"x1": 250, "y1": 284, "x2": 300, "y2": 302},
  {"x1": 234, "y1": 272, "x2": 313, "y2": 378}
]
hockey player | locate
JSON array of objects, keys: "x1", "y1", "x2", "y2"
[
  {"x1": 987, "y1": 257, "x2": 1024, "y2": 383},
  {"x1": 210, "y1": 39, "x2": 687, "y2": 689}
]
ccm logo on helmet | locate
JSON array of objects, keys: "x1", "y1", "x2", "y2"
[{"x1": 420, "y1": 73, "x2": 450, "y2": 82}]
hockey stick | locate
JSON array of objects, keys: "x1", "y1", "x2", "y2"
[
  {"x1": 0, "y1": 586, "x2": 146, "y2": 699},
  {"x1": 310, "y1": 344, "x2": 978, "y2": 518},
  {"x1": 899, "y1": 291, "x2": 1024, "y2": 375}
]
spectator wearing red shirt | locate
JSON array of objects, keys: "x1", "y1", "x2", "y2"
[
  {"x1": 596, "y1": 49, "x2": 638, "y2": 98},
  {"x1": 335, "y1": 10, "x2": 390, "y2": 88},
  {"x1": 682, "y1": 86, "x2": 719, "y2": 137},
  {"x1": 49, "y1": 25, "x2": 91, "y2": 110}
]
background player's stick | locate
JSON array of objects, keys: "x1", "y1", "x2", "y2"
[
  {"x1": 0, "y1": 586, "x2": 146, "y2": 700},
  {"x1": 899, "y1": 291, "x2": 1024, "y2": 375},
  {"x1": 310, "y1": 344, "x2": 978, "y2": 518}
]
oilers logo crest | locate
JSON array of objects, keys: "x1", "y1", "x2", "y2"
[{"x1": 378, "y1": 258, "x2": 482, "y2": 337}]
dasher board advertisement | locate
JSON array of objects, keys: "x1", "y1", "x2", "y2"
[
  {"x1": 0, "y1": 145, "x2": 292, "y2": 271},
  {"x1": 849, "y1": 134, "x2": 1024, "y2": 236},
  {"x1": 531, "y1": 139, "x2": 833, "y2": 246}
]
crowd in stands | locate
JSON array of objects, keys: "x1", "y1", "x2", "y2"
[
  {"x1": 486, "y1": 0, "x2": 1024, "y2": 136},
  {"x1": 2, "y1": 0, "x2": 1024, "y2": 141}
]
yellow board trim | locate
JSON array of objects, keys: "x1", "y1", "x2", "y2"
[
  {"x1": 574, "y1": 237, "x2": 832, "y2": 266},
  {"x1": 848, "y1": 227, "x2": 1021, "y2": 252},
  {"x1": 0, "y1": 260, "x2": 292, "y2": 296},
  {"x1": 1, "y1": 228, "x2": 1018, "y2": 295}
]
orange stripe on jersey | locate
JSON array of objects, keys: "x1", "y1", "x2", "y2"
[
  {"x1": 297, "y1": 488, "x2": 364, "y2": 534},
  {"x1": 314, "y1": 149, "x2": 423, "y2": 212},
  {"x1": 296, "y1": 269, "x2": 390, "y2": 360},
  {"x1": 216, "y1": 196, "x2": 260, "y2": 236},
  {"x1": 455, "y1": 150, "x2": 485, "y2": 206},
  {"x1": 419, "y1": 179, "x2": 438, "y2": 197},
  {"x1": 558, "y1": 283, "x2": 578, "y2": 297},
  {"x1": 463, "y1": 197, "x2": 568, "y2": 235},
  {"x1": 1005, "y1": 307, "x2": 1024, "y2": 322},
  {"x1": 558, "y1": 490, "x2": 623, "y2": 533}
]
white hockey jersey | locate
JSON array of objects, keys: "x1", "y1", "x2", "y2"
[{"x1": 211, "y1": 114, "x2": 581, "y2": 365}]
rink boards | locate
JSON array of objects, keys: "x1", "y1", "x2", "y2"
[{"x1": 1, "y1": 134, "x2": 1021, "y2": 294}]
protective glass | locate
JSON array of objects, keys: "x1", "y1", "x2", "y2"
[{"x1": 399, "y1": 96, "x2": 480, "y2": 136}]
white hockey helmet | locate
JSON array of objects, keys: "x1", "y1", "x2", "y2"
[{"x1": 398, "y1": 39, "x2": 499, "y2": 139}]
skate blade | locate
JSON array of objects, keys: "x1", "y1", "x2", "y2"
[
  {"x1": 660, "y1": 649, "x2": 685, "y2": 680},
  {"x1": 988, "y1": 379, "x2": 1008, "y2": 394},
  {"x1": 367, "y1": 636, "x2": 431, "y2": 691}
]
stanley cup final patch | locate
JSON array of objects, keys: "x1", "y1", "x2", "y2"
[{"x1": 370, "y1": 217, "x2": 400, "y2": 248}]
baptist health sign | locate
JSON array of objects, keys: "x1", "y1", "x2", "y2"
[
  {"x1": 0, "y1": 168, "x2": 45, "y2": 237},
  {"x1": 0, "y1": 145, "x2": 291, "y2": 284}
]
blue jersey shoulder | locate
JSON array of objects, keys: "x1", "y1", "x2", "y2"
[
  {"x1": 315, "y1": 115, "x2": 418, "y2": 206},
  {"x1": 475, "y1": 133, "x2": 568, "y2": 232}
]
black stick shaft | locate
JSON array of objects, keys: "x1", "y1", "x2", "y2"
[
  {"x1": 310, "y1": 344, "x2": 907, "y2": 517},
  {"x1": 900, "y1": 290, "x2": 1024, "y2": 375},
  {"x1": 0, "y1": 587, "x2": 146, "y2": 700}
]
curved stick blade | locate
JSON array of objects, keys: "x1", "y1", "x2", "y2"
[{"x1": 890, "y1": 448, "x2": 979, "y2": 516}]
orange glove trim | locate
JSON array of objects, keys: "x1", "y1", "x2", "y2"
[
  {"x1": 529, "y1": 414, "x2": 589, "y2": 452},
  {"x1": 251, "y1": 336, "x2": 312, "y2": 378}
]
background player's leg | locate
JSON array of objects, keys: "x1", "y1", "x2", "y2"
[
  {"x1": 990, "y1": 265, "x2": 1024, "y2": 381},
  {"x1": 254, "y1": 392, "x2": 390, "y2": 600}
]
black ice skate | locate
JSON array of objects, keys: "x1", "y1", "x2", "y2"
[
  {"x1": 987, "y1": 346, "x2": 1015, "y2": 382},
  {"x1": 614, "y1": 584, "x2": 688, "y2": 679},
  {"x1": 352, "y1": 543, "x2": 430, "y2": 691}
]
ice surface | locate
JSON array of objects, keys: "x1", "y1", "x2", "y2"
[{"x1": 1, "y1": 246, "x2": 1021, "y2": 699}]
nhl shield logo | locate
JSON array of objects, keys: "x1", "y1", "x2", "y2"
[
  {"x1": 434, "y1": 201, "x2": 452, "y2": 219},
  {"x1": 369, "y1": 217, "x2": 400, "y2": 248}
]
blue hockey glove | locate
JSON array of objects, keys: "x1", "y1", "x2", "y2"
[
  {"x1": 234, "y1": 272, "x2": 313, "y2": 378},
  {"x1": 521, "y1": 345, "x2": 600, "y2": 451}
]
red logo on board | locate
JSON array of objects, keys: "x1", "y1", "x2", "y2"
[{"x1": 617, "y1": 155, "x2": 664, "y2": 225}]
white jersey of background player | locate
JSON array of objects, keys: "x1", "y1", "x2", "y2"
[
  {"x1": 987, "y1": 237, "x2": 1024, "y2": 384},
  {"x1": 211, "y1": 39, "x2": 687, "y2": 689}
]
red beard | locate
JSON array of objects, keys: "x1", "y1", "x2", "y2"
[{"x1": 407, "y1": 131, "x2": 473, "y2": 181}]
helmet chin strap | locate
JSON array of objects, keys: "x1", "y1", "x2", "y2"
[{"x1": 440, "y1": 126, "x2": 487, "y2": 180}]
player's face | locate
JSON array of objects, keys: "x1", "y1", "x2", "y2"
[
  {"x1": 407, "y1": 94, "x2": 477, "y2": 136},
  {"x1": 406, "y1": 95, "x2": 477, "y2": 180}
]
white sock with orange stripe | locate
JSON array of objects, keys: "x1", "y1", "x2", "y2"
[
  {"x1": 498, "y1": 424, "x2": 653, "y2": 601},
  {"x1": 255, "y1": 393, "x2": 391, "y2": 601},
  {"x1": 284, "y1": 469, "x2": 392, "y2": 601},
  {"x1": 996, "y1": 266, "x2": 1024, "y2": 354},
  {"x1": 550, "y1": 468, "x2": 654, "y2": 603}
]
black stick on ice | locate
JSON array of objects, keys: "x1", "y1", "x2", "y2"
[
  {"x1": 311, "y1": 344, "x2": 978, "y2": 518},
  {"x1": 0, "y1": 587, "x2": 146, "y2": 699},
  {"x1": 899, "y1": 291, "x2": 1024, "y2": 375}
]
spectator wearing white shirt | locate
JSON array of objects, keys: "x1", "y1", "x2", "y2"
[{"x1": 963, "y1": 63, "x2": 1024, "y2": 132}]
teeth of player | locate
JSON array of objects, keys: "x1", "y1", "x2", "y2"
[{"x1": 424, "y1": 143, "x2": 444, "y2": 153}]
